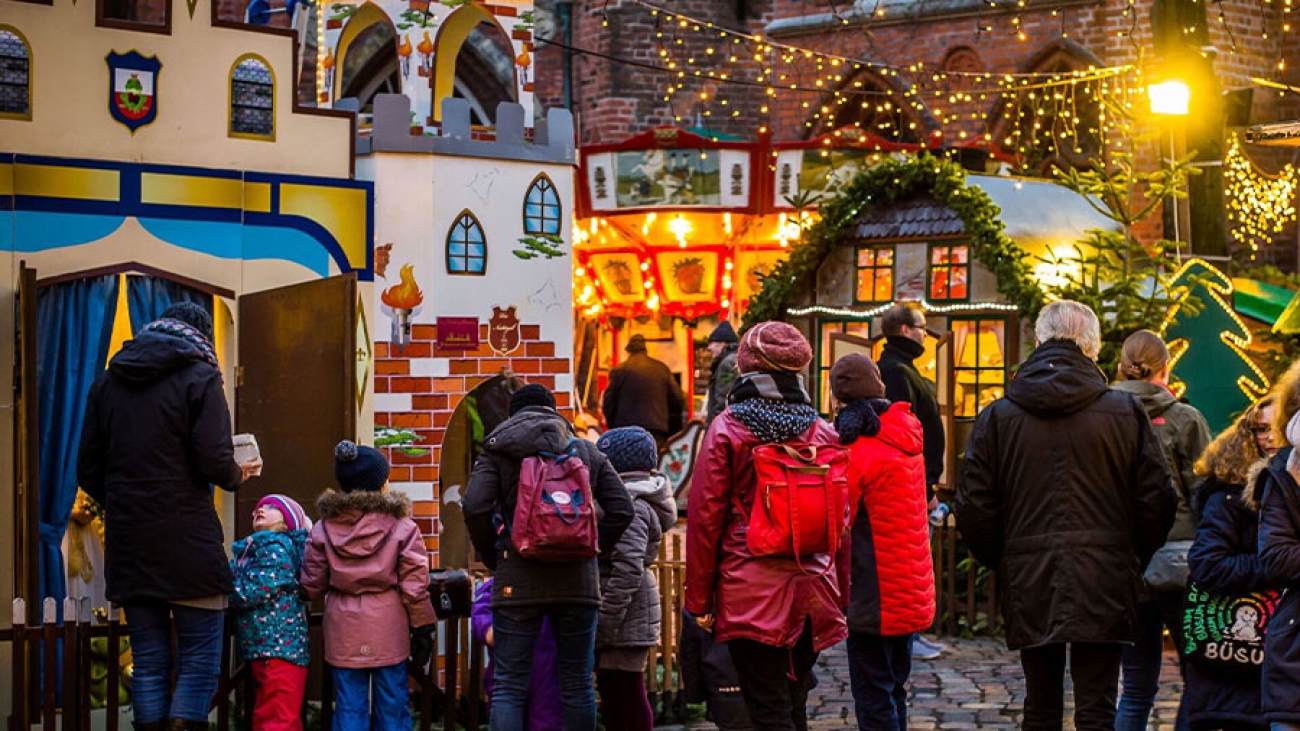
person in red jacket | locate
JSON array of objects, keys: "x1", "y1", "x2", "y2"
[
  {"x1": 686, "y1": 321, "x2": 848, "y2": 731},
  {"x1": 829, "y1": 354, "x2": 936, "y2": 731}
]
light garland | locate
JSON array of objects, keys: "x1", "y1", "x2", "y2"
[
  {"x1": 788, "y1": 301, "x2": 1024, "y2": 318},
  {"x1": 1225, "y1": 132, "x2": 1299, "y2": 260}
]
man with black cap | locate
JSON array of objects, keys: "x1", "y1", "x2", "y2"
[
  {"x1": 463, "y1": 383, "x2": 634, "y2": 731},
  {"x1": 78, "y1": 301, "x2": 262, "y2": 731},
  {"x1": 704, "y1": 320, "x2": 739, "y2": 425},
  {"x1": 602, "y1": 334, "x2": 687, "y2": 449}
]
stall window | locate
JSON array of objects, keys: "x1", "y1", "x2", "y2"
[
  {"x1": 523, "y1": 174, "x2": 562, "y2": 236},
  {"x1": 952, "y1": 318, "x2": 1006, "y2": 417},
  {"x1": 928, "y1": 243, "x2": 970, "y2": 301},
  {"x1": 855, "y1": 246, "x2": 894, "y2": 303},
  {"x1": 0, "y1": 27, "x2": 31, "y2": 119},
  {"x1": 447, "y1": 211, "x2": 487, "y2": 275},
  {"x1": 230, "y1": 55, "x2": 274, "y2": 140}
]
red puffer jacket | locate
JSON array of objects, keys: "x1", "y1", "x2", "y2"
[
  {"x1": 685, "y1": 413, "x2": 849, "y2": 652},
  {"x1": 845, "y1": 402, "x2": 935, "y2": 636}
]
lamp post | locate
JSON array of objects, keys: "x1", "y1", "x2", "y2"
[{"x1": 1149, "y1": 80, "x2": 1191, "y2": 255}]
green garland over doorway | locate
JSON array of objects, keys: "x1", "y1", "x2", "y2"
[{"x1": 742, "y1": 155, "x2": 1047, "y2": 329}]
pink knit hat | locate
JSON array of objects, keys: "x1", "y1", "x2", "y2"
[
  {"x1": 254, "y1": 494, "x2": 312, "y2": 532},
  {"x1": 737, "y1": 321, "x2": 813, "y2": 374}
]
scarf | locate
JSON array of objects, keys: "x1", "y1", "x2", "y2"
[
  {"x1": 728, "y1": 372, "x2": 818, "y2": 444},
  {"x1": 884, "y1": 335, "x2": 925, "y2": 362},
  {"x1": 142, "y1": 317, "x2": 220, "y2": 370},
  {"x1": 834, "y1": 398, "x2": 893, "y2": 445}
]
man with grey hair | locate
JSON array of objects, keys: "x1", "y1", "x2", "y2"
[{"x1": 954, "y1": 300, "x2": 1176, "y2": 731}]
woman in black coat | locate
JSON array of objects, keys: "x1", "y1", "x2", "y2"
[
  {"x1": 1182, "y1": 397, "x2": 1277, "y2": 731},
  {"x1": 1260, "y1": 361, "x2": 1300, "y2": 731}
]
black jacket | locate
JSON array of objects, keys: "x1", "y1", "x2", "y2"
[
  {"x1": 462, "y1": 407, "x2": 634, "y2": 608},
  {"x1": 602, "y1": 351, "x2": 686, "y2": 435},
  {"x1": 706, "y1": 346, "x2": 738, "y2": 425},
  {"x1": 77, "y1": 330, "x2": 244, "y2": 603},
  {"x1": 878, "y1": 337, "x2": 945, "y2": 489},
  {"x1": 1184, "y1": 476, "x2": 1269, "y2": 730},
  {"x1": 1257, "y1": 448, "x2": 1300, "y2": 722},
  {"x1": 955, "y1": 339, "x2": 1177, "y2": 649}
]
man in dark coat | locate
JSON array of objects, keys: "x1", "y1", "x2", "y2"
[
  {"x1": 878, "y1": 305, "x2": 945, "y2": 498},
  {"x1": 77, "y1": 302, "x2": 261, "y2": 731},
  {"x1": 955, "y1": 300, "x2": 1177, "y2": 731},
  {"x1": 463, "y1": 383, "x2": 634, "y2": 731},
  {"x1": 705, "y1": 321, "x2": 739, "y2": 425},
  {"x1": 602, "y1": 334, "x2": 687, "y2": 448}
]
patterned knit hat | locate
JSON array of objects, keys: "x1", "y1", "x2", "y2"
[
  {"x1": 597, "y1": 426, "x2": 659, "y2": 474},
  {"x1": 334, "y1": 440, "x2": 391, "y2": 493},
  {"x1": 255, "y1": 494, "x2": 312, "y2": 531},
  {"x1": 737, "y1": 321, "x2": 813, "y2": 374}
]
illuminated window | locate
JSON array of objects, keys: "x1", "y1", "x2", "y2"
[
  {"x1": 447, "y1": 211, "x2": 487, "y2": 275},
  {"x1": 953, "y1": 318, "x2": 1006, "y2": 417},
  {"x1": 928, "y1": 243, "x2": 969, "y2": 301},
  {"x1": 230, "y1": 56, "x2": 274, "y2": 139},
  {"x1": 523, "y1": 175, "x2": 562, "y2": 236},
  {"x1": 855, "y1": 246, "x2": 894, "y2": 303},
  {"x1": 0, "y1": 27, "x2": 31, "y2": 119}
]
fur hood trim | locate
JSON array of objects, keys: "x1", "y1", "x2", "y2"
[{"x1": 316, "y1": 489, "x2": 411, "y2": 520}]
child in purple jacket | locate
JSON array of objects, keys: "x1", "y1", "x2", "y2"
[{"x1": 471, "y1": 578, "x2": 562, "y2": 730}]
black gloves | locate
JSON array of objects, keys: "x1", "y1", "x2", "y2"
[{"x1": 409, "y1": 624, "x2": 435, "y2": 677}]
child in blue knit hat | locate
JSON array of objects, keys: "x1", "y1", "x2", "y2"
[{"x1": 230, "y1": 494, "x2": 312, "y2": 731}]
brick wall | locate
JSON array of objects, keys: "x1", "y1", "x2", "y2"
[{"x1": 373, "y1": 321, "x2": 574, "y2": 563}]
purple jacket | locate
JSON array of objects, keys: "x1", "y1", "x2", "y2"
[
  {"x1": 300, "y1": 490, "x2": 437, "y2": 669},
  {"x1": 471, "y1": 578, "x2": 561, "y2": 731}
]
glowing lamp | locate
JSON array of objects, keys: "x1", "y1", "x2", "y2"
[
  {"x1": 1148, "y1": 80, "x2": 1190, "y2": 116},
  {"x1": 669, "y1": 215, "x2": 693, "y2": 246}
]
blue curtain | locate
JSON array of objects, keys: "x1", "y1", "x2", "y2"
[
  {"x1": 127, "y1": 276, "x2": 213, "y2": 333},
  {"x1": 37, "y1": 275, "x2": 120, "y2": 604}
]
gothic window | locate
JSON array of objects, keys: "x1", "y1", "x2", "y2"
[
  {"x1": 447, "y1": 211, "x2": 487, "y2": 275},
  {"x1": 995, "y1": 53, "x2": 1102, "y2": 174},
  {"x1": 0, "y1": 27, "x2": 31, "y2": 119},
  {"x1": 230, "y1": 55, "x2": 274, "y2": 139},
  {"x1": 523, "y1": 174, "x2": 562, "y2": 236}
]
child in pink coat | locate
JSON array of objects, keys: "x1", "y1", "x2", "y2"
[{"x1": 300, "y1": 441, "x2": 437, "y2": 731}]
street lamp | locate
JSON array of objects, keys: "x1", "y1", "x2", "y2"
[{"x1": 1149, "y1": 79, "x2": 1191, "y2": 252}]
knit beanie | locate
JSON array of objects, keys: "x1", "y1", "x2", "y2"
[
  {"x1": 160, "y1": 301, "x2": 214, "y2": 342},
  {"x1": 830, "y1": 353, "x2": 886, "y2": 402},
  {"x1": 626, "y1": 334, "x2": 648, "y2": 354},
  {"x1": 508, "y1": 383, "x2": 557, "y2": 415},
  {"x1": 255, "y1": 494, "x2": 312, "y2": 531},
  {"x1": 709, "y1": 321, "x2": 739, "y2": 344},
  {"x1": 334, "y1": 440, "x2": 390, "y2": 493},
  {"x1": 597, "y1": 426, "x2": 659, "y2": 474},
  {"x1": 737, "y1": 321, "x2": 813, "y2": 374}
]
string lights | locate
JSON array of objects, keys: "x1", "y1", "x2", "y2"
[{"x1": 1224, "y1": 132, "x2": 1299, "y2": 260}]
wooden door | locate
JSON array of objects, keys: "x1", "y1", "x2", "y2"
[
  {"x1": 14, "y1": 263, "x2": 38, "y2": 616},
  {"x1": 235, "y1": 275, "x2": 358, "y2": 536}
]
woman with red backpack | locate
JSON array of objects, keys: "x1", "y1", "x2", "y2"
[{"x1": 685, "y1": 321, "x2": 849, "y2": 731}]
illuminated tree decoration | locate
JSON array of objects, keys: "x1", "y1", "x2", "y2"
[
  {"x1": 1225, "y1": 133, "x2": 1299, "y2": 260},
  {"x1": 1162, "y1": 259, "x2": 1271, "y2": 433}
]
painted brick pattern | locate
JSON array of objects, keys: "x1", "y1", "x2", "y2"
[{"x1": 374, "y1": 322, "x2": 574, "y2": 563}]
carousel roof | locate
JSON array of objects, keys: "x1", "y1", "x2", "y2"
[{"x1": 851, "y1": 196, "x2": 964, "y2": 240}]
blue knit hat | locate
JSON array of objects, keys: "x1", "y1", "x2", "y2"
[
  {"x1": 597, "y1": 426, "x2": 659, "y2": 474},
  {"x1": 334, "y1": 440, "x2": 391, "y2": 493}
]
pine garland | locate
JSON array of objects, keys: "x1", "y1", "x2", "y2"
[{"x1": 742, "y1": 155, "x2": 1046, "y2": 329}]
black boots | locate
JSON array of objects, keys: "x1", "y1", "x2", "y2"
[
  {"x1": 132, "y1": 722, "x2": 165, "y2": 731},
  {"x1": 164, "y1": 719, "x2": 207, "y2": 731}
]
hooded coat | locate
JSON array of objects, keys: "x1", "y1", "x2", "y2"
[
  {"x1": 1183, "y1": 475, "x2": 1270, "y2": 730},
  {"x1": 602, "y1": 351, "x2": 687, "y2": 436},
  {"x1": 596, "y1": 472, "x2": 677, "y2": 658},
  {"x1": 230, "y1": 529, "x2": 311, "y2": 666},
  {"x1": 706, "y1": 346, "x2": 739, "y2": 425},
  {"x1": 77, "y1": 330, "x2": 245, "y2": 602},
  {"x1": 955, "y1": 339, "x2": 1177, "y2": 650},
  {"x1": 844, "y1": 402, "x2": 935, "y2": 636},
  {"x1": 462, "y1": 407, "x2": 635, "y2": 608},
  {"x1": 1112, "y1": 379, "x2": 1211, "y2": 537},
  {"x1": 1257, "y1": 447, "x2": 1300, "y2": 722},
  {"x1": 299, "y1": 490, "x2": 437, "y2": 669}
]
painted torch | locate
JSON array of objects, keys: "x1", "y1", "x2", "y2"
[{"x1": 381, "y1": 264, "x2": 424, "y2": 352}]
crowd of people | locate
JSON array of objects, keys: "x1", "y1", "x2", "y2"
[{"x1": 73, "y1": 297, "x2": 1300, "y2": 731}]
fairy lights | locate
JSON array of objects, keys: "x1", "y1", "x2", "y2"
[
  {"x1": 788, "y1": 301, "x2": 1023, "y2": 319},
  {"x1": 1224, "y1": 132, "x2": 1299, "y2": 260}
]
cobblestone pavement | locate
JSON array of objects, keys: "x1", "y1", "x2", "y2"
[{"x1": 664, "y1": 635, "x2": 1183, "y2": 730}]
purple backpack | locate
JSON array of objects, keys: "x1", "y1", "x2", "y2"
[{"x1": 512, "y1": 439, "x2": 599, "y2": 562}]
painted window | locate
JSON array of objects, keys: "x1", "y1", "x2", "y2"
[
  {"x1": 855, "y1": 246, "x2": 894, "y2": 303},
  {"x1": 0, "y1": 27, "x2": 31, "y2": 119},
  {"x1": 952, "y1": 318, "x2": 1006, "y2": 417},
  {"x1": 447, "y1": 211, "x2": 487, "y2": 275},
  {"x1": 523, "y1": 175, "x2": 562, "y2": 236},
  {"x1": 928, "y1": 243, "x2": 969, "y2": 301},
  {"x1": 230, "y1": 56, "x2": 274, "y2": 139}
]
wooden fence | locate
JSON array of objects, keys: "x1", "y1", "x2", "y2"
[{"x1": 3, "y1": 523, "x2": 993, "y2": 729}]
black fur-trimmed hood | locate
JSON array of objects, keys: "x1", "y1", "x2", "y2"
[{"x1": 316, "y1": 489, "x2": 411, "y2": 520}]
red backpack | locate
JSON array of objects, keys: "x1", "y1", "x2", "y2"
[
  {"x1": 512, "y1": 439, "x2": 600, "y2": 562},
  {"x1": 742, "y1": 440, "x2": 850, "y2": 562}
]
